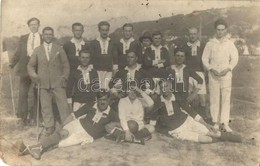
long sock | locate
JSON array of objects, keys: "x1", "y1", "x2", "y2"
[
  {"x1": 135, "y1": 128, "x2": 152, "y2": 141},
  {"x1": 219, "y1": 132, "x2": 243, "y2": 143},
  {"x1": 40, "y1": 131, "x2": 61, "y2": 149}
]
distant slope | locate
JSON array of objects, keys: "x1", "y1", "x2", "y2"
[{"x1": 111, "y1": 6, "x2": 260, "y2": 45}]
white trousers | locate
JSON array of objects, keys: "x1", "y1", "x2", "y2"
[
  {"x1": 208, "y1": 72, "x2": 232, "y2": 125},
  {"x1": 97, "y1": 71, "x2": 112, "y2": 90}
]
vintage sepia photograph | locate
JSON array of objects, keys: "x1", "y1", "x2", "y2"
[{"x1": 0, "y1": 0, "x2": 260, "y2": 165}]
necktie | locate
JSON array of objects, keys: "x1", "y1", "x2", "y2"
[
  {"x1": 32, "y1": 34, "x2": 35, "y2": 49},
  {"x1": 47, "y1": 44, "x2": 50, "y2": 61}
]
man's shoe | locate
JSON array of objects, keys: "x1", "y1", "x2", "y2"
[
  {"x1": 222, "y1": 124, "x2": 233, "y2": 132},
  {"x1": 28, "y1": 144, "x2": 43, "y2": 160},
  {"x1": 212, "y1": 123, "x2": 220, "y2": 131},
  {"x1": 45, "y1": 127, "x2": 55, "y2": 137},
  {"x1": 14, "y1": 140, "x2": 29, "y2": 156}
]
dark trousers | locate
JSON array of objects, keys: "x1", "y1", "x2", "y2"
[{"x1": 17, "y1": 76, "x2": 37, "y2": 122}]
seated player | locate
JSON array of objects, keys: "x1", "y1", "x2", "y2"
[
  {"x1": 150, "y1": 79, "x2": 245, "y2": 143},
  {"x1": 66, "y1": 49, "x2": 99, "y2": 112},
  {"x1": 16, "y1": 90, "x2": 118, "y2": 160},
  {"x1": 105, "y1": 83, "x2": 154, "y2": 145},
  {"x1": 109, "y1": 50, "x2": 154, "y2": 112}
]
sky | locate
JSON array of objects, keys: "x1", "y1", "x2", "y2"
[{"x1": 1, "y1": 0, "x2": 260, "y2": 38}]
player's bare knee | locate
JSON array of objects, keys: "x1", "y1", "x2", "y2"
[
  {"x1": 59, "y1": 129, "x2": 69, "y2": 139},
  {"x1": 127, "y1": 120, "x2": 139, "y2": 133}
]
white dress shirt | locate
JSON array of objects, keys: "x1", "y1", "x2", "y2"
[
  {"x1": 43, "y1": 42, "x2": 52, "y2": 61},
  {"x1": 202, "y1": 37, "x2": 239, "y2": 73},
  {"x1": 27, "y1": 32, "x2": 41, "y2": 57}
]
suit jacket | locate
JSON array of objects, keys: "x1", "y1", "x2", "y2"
[
  {"x1": 10, "y1": 34, "x2": 43, "y2": 76},
  {"x1": 27, "y1": 43, "x2": 70, "y2": 89},
  {"x1": 63, "y1": 40, "x2": 89, "y2": 71}
]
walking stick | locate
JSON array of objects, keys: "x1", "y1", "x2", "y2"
[
  {"x1": 36, "y1": 83, "x2": 42, "y2": 142},
  {"x1": 8, "y1": 70, "x2": 16, "y2": 117}
]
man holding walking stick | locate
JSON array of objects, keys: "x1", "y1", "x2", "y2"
[{"x1": 27, "y1": 27, "x2": 71, "y2": 137}]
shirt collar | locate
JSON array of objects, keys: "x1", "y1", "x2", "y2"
[
  {"x1": 43, "y1": 42, "x2": 52, "y2": 47},
  {"x1": 160, "y1": 94, "x2": 175, "y2": 103},
  {"x1": 187, "y1": 40, "x2": 200, "y2": 47},
  {"x1": 120, "y1": 37, "x2": 135, "y2": 44},
  {"x1": 71, "y1": 37, "x2": 85, "y2": 45},
  {"x1": 212, "y1": 36, "x2": 229, "y2": 43},
  {"x1": 97, "y1": 36, "x2": 111, "y2": 42},
  {"x1": 151, "y1": 45, "x2": 162, "y2": 51},
  {"x1": 30, "y1": 32, "x2": 40, "y2": 37},
  {"x1": 93, "y1": 103, "x2": 111, "y2": 115},
  {"x1": 77, "y1": 65, "x2": 93, "y2": 72},
  {"x1": 171, "y1": 64, "x2": 186, "y2": 71},
  {"x1": 124, "y1": 63, "x2": 141, "y2": 72}
]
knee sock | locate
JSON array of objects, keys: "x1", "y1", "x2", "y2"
[{"x1": 40, "y1": 131, "x2": 61, "y2": 150}]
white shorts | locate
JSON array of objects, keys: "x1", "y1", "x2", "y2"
[
  {"x1": 97, "y1": 71, "x2": 112, "y2": 90},
  {"x1": 73, "y1": 102, "x2": 85, "y2": 112},
  {"x1": 168, "y1": 116, "x2": 209, "y2": 142},
  {"x1": 189, "y1": 71, "x2": 207, "y2": 95},
  {"x1": 58, "y1": 119, "x2": 93, "y2": 147}
]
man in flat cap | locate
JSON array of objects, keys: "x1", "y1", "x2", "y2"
[{"x1": 202, "y1": 18, "x2": 239, "y2": 132}]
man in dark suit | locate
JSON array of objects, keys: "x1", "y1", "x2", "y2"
[
  {"x1": 63, "y1": 22, "x2": 89, "y2": 71},
  {"x1": 27, "y1": 27, "x2": 71, "y2": 136},
  {"x1": 9, "y1": 17, "x2": 42, "y2": 125}
]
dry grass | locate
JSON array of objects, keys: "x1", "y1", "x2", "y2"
[{"x1": 0, "y1": 56, "x2": 259, "y2": 166}]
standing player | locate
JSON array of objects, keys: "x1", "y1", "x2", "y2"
[
  {"x1": 90, "y1": 21, "x2": 118, "y2": 90},
  {"x1": 202, "y1": 19, "x2": 238, "y2": 132},
  {"x1": 183, "y1": 27, "x2": 208, "y2": 119}
]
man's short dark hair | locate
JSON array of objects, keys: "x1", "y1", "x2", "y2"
[
  {"x1": 42, "y1": 27, "x2": 54, "y2": 34},
  {"x1": 98, "y1": 21, "x2": 110, "y2": 30},
  {"x1": 126, "y1": 49, "x2": 137, "y2": 56},
  {"x1": 174, "y1": 46, "x2": 186, "y2": 55},
  {"x1": 214, "y1": 18, "x2": 228, "y2": 29},
  {"x1": 79, "y1": 49, "x2": 91, "y2": 57},
  {"x1": 152, "y1": 31, "x2": 162, "y2": 37},
  {"x1": 27, "y1": 17, "x2": 40, "y2": 25},
  {"x1": 122, "y1": 23, "x2": 134, "y2": 30},
  {"x1": 72, "y1": 22, "x2": 84, "y2": 30},
  {"x1": 97, "y1": 89, "x2": 110, "y2": 99}
]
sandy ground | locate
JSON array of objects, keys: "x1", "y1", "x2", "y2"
[{"x1": 0, "y1": 56, "x2": 260, "y2": 166}]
